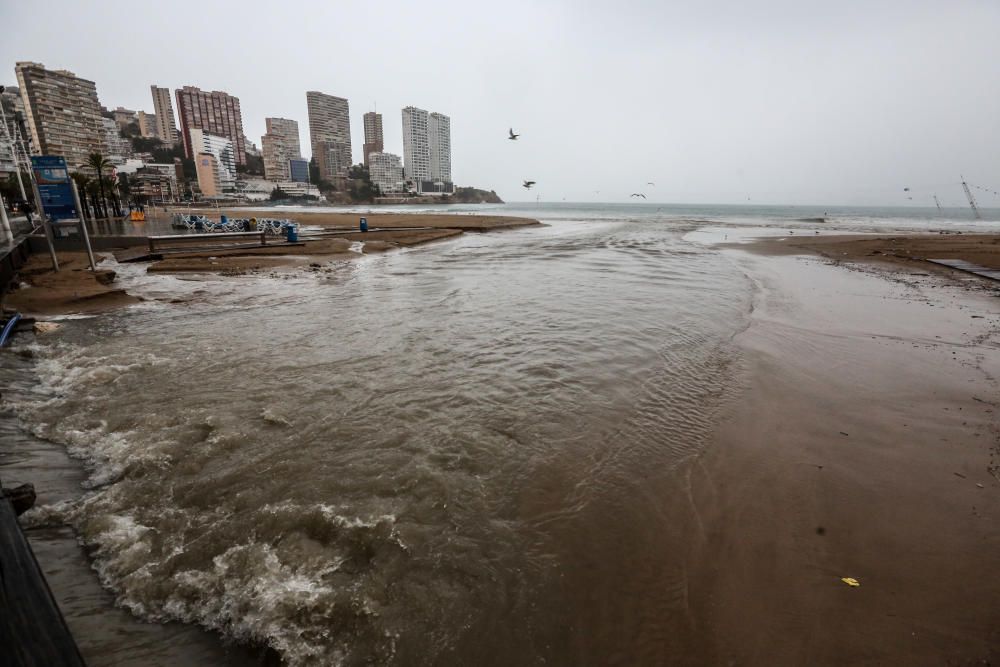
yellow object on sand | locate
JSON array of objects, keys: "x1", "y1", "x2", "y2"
[{"x1": 841, "y1": 577, "x2": 860, "y2": 587}]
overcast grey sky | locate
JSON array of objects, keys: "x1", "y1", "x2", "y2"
[{"x1": 2, "y1": 0, "x2": 998, "y2": 206}]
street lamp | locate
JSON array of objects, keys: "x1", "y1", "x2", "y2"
[{"x1": 0, "y1": 85, "x2": 28, "y2": 202}]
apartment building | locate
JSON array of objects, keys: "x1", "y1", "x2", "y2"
[
  {"x1": 175, "y1": 85, "x2": 246, "y2": 165},
  {"x1": 428, "y1": 112, "x2": 451, "y2": 183},
  {"x1": 368, "y1": 152, "x2": 405, "y2": 194},
  {"x1": 195, "y1": 153, "x2": 221, "y2": 197},
  {"x1": 0, "y1": 86, "x2": 33, "y2": 174},
  {"x1": 306, "y1": 91, "x2": 352, "y2": 184},
  {"x1": 401, "y1": 106, "x2": 430, "y2": 183},
  {"x1": 189, "y1": 128, "x2": 236, "y2": 194},
  {"x1": 288, "y1": 157, "x2": 309, "y2": 183},
  {"x1": 150, "y1": 85, "x2": 179, "y2": 144},
  {"x1": 102, "y1": 117, "x2": 132, "y2": 163},
  {"x1": 362, "y1": 111, "x2": 383, "y2": 167},
  {"x1": 137, "y1": 110, "x2": 158, "y2": 139},
  {"x1": 111, "y1": 106, "x2": 136, "y2": 131},
  {"x1": 261, "y1": 117, "x2": 301, "y2": 182},
  {"x1": 15, "y1": 61, "x2": 105, "y2": 172}
]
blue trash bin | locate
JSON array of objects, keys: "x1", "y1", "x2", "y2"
[
  {"x1": 286, "y1": 223, "x2": 298, "y2": 242},
  {"x1": 360, "y1": 217, "x2": 368, "y2": 232},
  {"x1": 220, "y1": 214, "x2": 227, "y2": 227}
]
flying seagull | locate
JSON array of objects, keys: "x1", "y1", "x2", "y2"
[
  {"x1": 647, "y1": 182, "x2": 655, "y2": 186},
  {"x1": 523, "y1": 180, "x2": 536, "y2": 189},
  {"x1": 509, "y1": 128, "x2": 520, "y2": 140},
  {"x1": 630, "y1": 193, "x2": 646, "y2": 199}
]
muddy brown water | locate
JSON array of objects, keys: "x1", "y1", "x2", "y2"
[{"x1": 3, "y1": 205, "x2": 998, "y2": 665}]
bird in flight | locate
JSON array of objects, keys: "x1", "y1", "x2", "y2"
[
  {"x1": 630, "y1": 193, "x2": 646, "y2": 199},
  {"x1": 509, "y1": 128, "x2": 520, "y2": 140},
  {"x1": 523, "y1": 180, "x2": 536, "y2": 189},
  {"x1": 646, "y1": 182, "x2": 655, "y2": 186}
]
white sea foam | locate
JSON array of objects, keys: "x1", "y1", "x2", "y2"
[{"x1": 260, "y1": 408, "x2": 292, "y2": 426}]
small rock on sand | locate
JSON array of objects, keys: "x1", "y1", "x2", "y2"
[{"x1": 33, "y1": 321, "x2": 61, "y2": 334}]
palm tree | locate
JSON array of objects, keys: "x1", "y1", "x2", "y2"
[
  {"x1": 70, "y1": 173, "x2": 92, "y2": 219},
  {"x1": 84, "y1": 152, "x2": 113, "y2": 219},
  {"x1": 86, "y1": 181, "x2": 101, "y2": 216}
]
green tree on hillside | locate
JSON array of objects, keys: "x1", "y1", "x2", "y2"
[{"x1": 131, "y1": 136, "x2": 163, "y2": 153}]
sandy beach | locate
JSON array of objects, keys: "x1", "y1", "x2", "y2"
[
  {"x1": 685, "y1": 237, "x2": 1000, "y2": 664},
  {"x1": 3, "y1": 253, "x2": 141, "y2": 315},
  {"x1": 746, "y1": 232, "x2": 1000, "y2": 272}
]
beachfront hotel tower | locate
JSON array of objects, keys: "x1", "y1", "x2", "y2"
[
  {"x1": 14, "y1": 61, "x2": 105, "y2": 172},
  {"x1": 428, "y1": 112, "x2": 451, "y2": 183},
  {"x1": 175, "y1": 85, "x2": 247, "y2": 166},
  {"x1": 362, "y1": 111, "x2": 383, "y2": 167},
  {"x1": 150, "y1": 85, "x2": 178, "y2": 144},
  {"x1": 306, "y1": 91, "x2": 352, "y2": 185},
  {"x1": 401, "y1": 106, "x2": 430, "y2": 182},
  {"x1": 403, "y1": 106, "x2": 452, "y2": 191},
  {"x1": 261, "y1": 117, "x2": 302, "y2": 182}
]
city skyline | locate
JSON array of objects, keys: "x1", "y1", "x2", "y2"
[
  {"x1": 6, "y1": 60, "x2": 464, "y2": 195},
  {"x1": 3, "y1": 58, "x2": 448, "y2": 193},
  {"x1": 1, "y1": 1, "x2": 999, "y2": 204}
]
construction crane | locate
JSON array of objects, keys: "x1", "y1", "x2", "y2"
[{"x1": 961, "y1": 177, "x2": 982, "y2": 220}]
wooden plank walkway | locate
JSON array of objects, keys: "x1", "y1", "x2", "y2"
[
  {"x1": 926, "y1": 259, "x2": 1000, "y2": 282},
  {"x1": 0, "y1": 481, "x2": 86, "y2": 666}
]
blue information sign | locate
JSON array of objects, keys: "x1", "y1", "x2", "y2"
[{"x1": 31, "y1": 156, "x2": 78, "y2": 220}]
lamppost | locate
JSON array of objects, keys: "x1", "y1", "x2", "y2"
[{"x1": 0, "y1": 85, "x2": 28, "y2": 202}]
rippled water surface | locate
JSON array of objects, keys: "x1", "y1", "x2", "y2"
[{"x1": 4, "y1": 205, "x2": 996, "y2": 665}]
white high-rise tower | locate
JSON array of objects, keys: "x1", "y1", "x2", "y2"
[
  {"x1": 428, "y1": 112, "x2": 451, "y2": 183},
  {"x1": 401, "y1": 106, "x2": 430, "y2": 183}
]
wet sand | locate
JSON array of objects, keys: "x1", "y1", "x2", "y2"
[
  {"x1": 3, "y1": 253, "x2": 140, "y2": 315},
  {"x1": 685, "y1": 242, "x2": 1000, "y2": 663},
  {"x1": 746, "y1": 232, "x2": 1000, "y2": 272}
]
